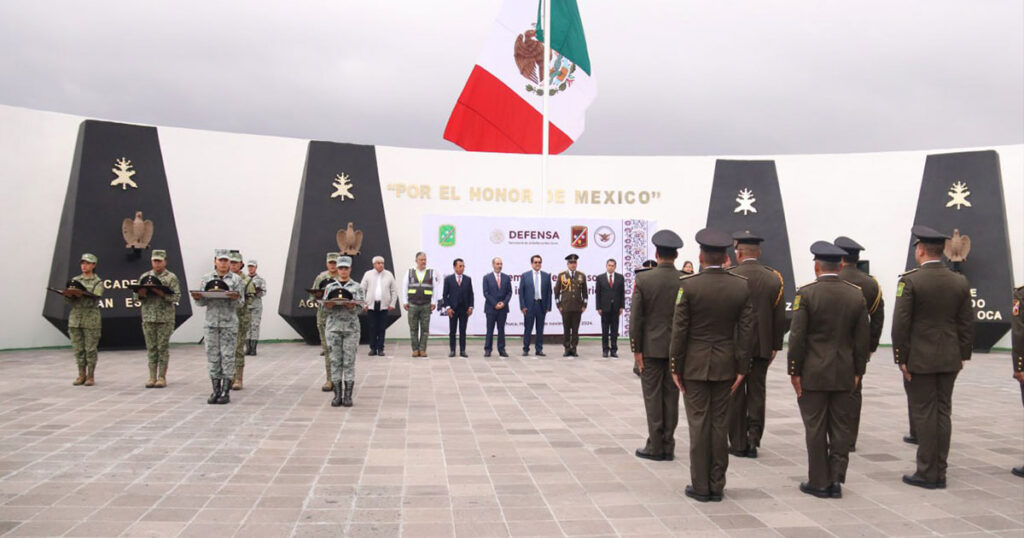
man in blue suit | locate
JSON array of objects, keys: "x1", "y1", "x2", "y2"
[
  {"x1": 442, "y1": 258, "x2": 474, "y2": 358},
  {"x1": 519, "y1": 254, "x2": 552, "y2": 357},
  {"x1": 483, "y1": 257, "x2": 512, "y2": 358}
]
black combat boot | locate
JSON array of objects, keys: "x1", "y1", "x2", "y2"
[
  {"x1": 251, "y1": 340, "x2": 258, "y2": 355},
  {"x1": 342, "y1": 381, "x2": 354, "y2": 407},
  {"x1": 207, "y1": 379, "x2": 220, "y2": 404},
  {"x1": 331, "y1": 383, "x2": 343, "y2": 407},
  {"x1": 217, "y1": 378, "x2": 232, "y2": 404}
]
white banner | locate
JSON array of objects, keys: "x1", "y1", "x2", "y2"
[{"x1": 420, "y1": 215, "x2": 656, "y2": 337}]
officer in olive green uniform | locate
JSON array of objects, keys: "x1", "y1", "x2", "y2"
[
  {"x1": 893, "y1": 225, "x2": 974, "y2": 489},
  {"x1": 66, "y1": 253, "x2": 105, "y2": 386},
  {"x1": 1009, "y1": 285, "x2": 1023, "y2": 477},
  {"x1": 555, "y1": 253, "x2": 588, "y2": 357},
  {"x1": 630, "y1": 230, "x2": 684, "y2": 462},
  {"x1": 728, "y1": 230, "x2": 785, "y2": 458},
  {"x1": 834, "y1": 236, "x2": 885, "y2": 451},
  {"x1": 669, "y1": 228, "x2": 754, "y2": 502},
  {"x1": 134, "y1": 249, "x2": 181, "y2": 388},
  {"x1": 230, "y1": 251, "x2": 254, "y2": 390},
  {"x1": 245, "y1": 259, "x2": 267, "y2": 355},
  {"x1": 192, "y1": 249, "x2": 245, "y2": 404},
  {"x1": 789, "y1": 241, "x2": 870, "y2": 499},
  {"x1": 312, "y1": 253, "x2": 340, "y2": 391}
]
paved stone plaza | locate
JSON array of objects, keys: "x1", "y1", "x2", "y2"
[{"x1": 0, "y1": 340, "x2": 1021, "y2": 537}]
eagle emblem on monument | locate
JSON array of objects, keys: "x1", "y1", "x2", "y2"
[
  {"x1": 336, "y1": 222, "x2": 364, "y2": 256},
  {"x1": 122, "y1": 211, "x2": 154, "y2": 250}
]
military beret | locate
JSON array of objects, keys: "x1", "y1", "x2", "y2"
[
  {"x1": 652, "y1": 229, "x2": 683, "y2": 249},
  {"x1": 565, "y1": 253, "x2": 579, "y2": 262},
  {"x1": 337, "y1": 255, "x2": 353, "y2": 267},
  {"x1": 204, "y1": 278, "x2": 229, "y2": 291},
  {"x1": 326, "y1": 252, "x2": 339, "y2": 262},
  {"x1": 151, "y1": 249, "x2": 167, "y2": 261},
  {"x1": 80, "y1": 253, "x2": 98, "y2": 264},
  {"x1": 215, "y1": 249, "x2": 231, "y2": 260},
  {"x1": 246, "y1": 259, "x2": 258, "y2": 267},
  {"x1": 810, "y1": 240, "x2": 848, "y2": 262},
  {"x1": 731, "y1": 230, "x2": 764, "y2": 245},
  {"x1": 911, "y1": 224, "x2": 949, "y2": 245},
  {"x1": 695, "y1": 228, "x2": 731, "y2": 251}
]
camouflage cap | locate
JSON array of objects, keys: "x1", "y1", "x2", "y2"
[
  {"x1": 326, "y1": 252, "x2": 339, "y2": 263},
  {"x1": 337, "y1": 255, "x2": 353, "y2": 267},
  {"x1": 151, "y1": 249, "x2": 167, "y2": 261},
  {"x1": 229, "y1": 251, "x2": 243, "y2": 263},
  {"x1": 246, "y1": 259, "x2": 258, "y2": 266},
  {"x1": 215, "y1": 249, "x2": 231, "y2": 260},
  {"x1": 80, "y1": 253, "x2": 98, "y2": 264}
]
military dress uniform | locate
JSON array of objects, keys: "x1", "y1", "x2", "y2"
[
  {"x1": 324, "y1": 256, "x2": 364, "y2": 407},
  {"x1": 246, "y1": 259, "x2": 267, "y2": 355},
  {"x1": 669, "y1": 229, "x2": 754, "y2": 502},
  {"x1": 728, "y1": 231, "x2": 786, "y2": 458},
  {"x1": 630, "y1": 230, "x2": 683, "y2": 461},
  {"x1": 134, "y1": 250, "x2": 181, "y2": 388},
  {"x1": 1011, "y1": 285, "x2": 1024, "y2": 477},
  {"x1": 194, "y1": 250, "x2": 245, "y2": 404},
  {"x1": 834, "y1": 236, "x2": 885, "y2": 451},
  {"x1": 67, "y1": 253, "x2": 104, "y2": 386},
  {"x1": 555, "y1": 254, "x2": 588, "y2": 357},
  {"x1": 892, "y1": 225, "x2": 973, "y2": 489},
  {"x1": 789, "y1": 242, "x2": 869, "y2": 499},
  {"x1": 313, "y1": 253, "x2": 340, "y2": 390}
]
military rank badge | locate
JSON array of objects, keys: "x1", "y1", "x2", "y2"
[
  {"x1": 792, "y1": 294, "x2": 801, "y2": 310},
  {"x1": 896, "y1": 282, "x2": 905, "y2": 297}
]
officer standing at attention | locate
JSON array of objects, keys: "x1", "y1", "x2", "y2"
[
  {"x1": 191, "y1": 249, "x2": 244, "y2": 404},
  {"x1": 834, "y1": 236, "x2": 885, "y2": 452},
  {"x1": 312, "y1": 252, "x2": 340, "y2": 390},
  {"x1": 788, "y1": 241, "x2": 869, "y2": 499},
  {"x1": 1011, "y1": 284, "x2": 1024, "y2": 477},
  {"x1": 324, "y1": 256, "x2": 364, "y2": 407},
  {"x1": 230, "y1": 251, "x2": 254, "y2": 390},
  {"x1": 66, "y1": 253, "x2": 104, "y2": 386},
  {"x1": 134, "y1": 249, "x2": 181, "y2": 388},
  {"x1": 893, "y1": 225, "x2": 973, "y2": 489},
  {"x1": 630, "y1": 230, "x2": 683, "y2": 462},
  {"x1": 245, "y1": 259, "x2": 267, "y2": 356},
  {"x1": 669, "y1": 228, "x2": 754, "y2": 502},
  {"x1": 555, "y1": 253, "x2": 588, "y2": 357},
  {"x1": 728, "y1": 230, "x2": 785, "y2": 458}
]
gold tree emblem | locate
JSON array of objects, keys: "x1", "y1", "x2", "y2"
[
  {"x1": 734, "y1": 188, "x2": 757, "y2": 215},
  {"x1": 331, "y1": 173, "x2": 355, "y2": 202},
  {"x1": 945, "y1": 181, "x2": 971, "y2": 210},
  {"x1": 110, "y1": 157, "x2": 138, "y2": 190}
]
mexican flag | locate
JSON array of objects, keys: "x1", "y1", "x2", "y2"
[{"x1": 443, "y1": 0, "x2": 596, "y2": 154}]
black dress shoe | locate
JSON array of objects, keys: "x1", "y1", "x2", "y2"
[
  {"x1": 902, "y1": 473, "x2": 941, "y2": 489},
  {"x1": 563, "y1": 350, "x2": 572, "y2": 357},
  {"x1": 535, "y1": 351, "x2": 546, "y2": 357},
  {"x1": 799, "y1": 482, "x2": 832, "y2": 498},
  {"x1": 709, "y1": 491, "x2": 723, "y2": 502},
  {"x1": 571, "y1": 350, "x2": 579, "y2": 357},
  {"x1": 499, "y1": 351, "x2": 509, "y2": 357},
  {"x1": 602, "y1": 351, "x2": 609, "y2": 358},
  {"x1": 484, "y1": 351, "x2": 492, "y2": 357},
  {"x1": 903, "y1": 435, "x2": 918, "y2": 444},
  {"x1": 635, "y1": 448, "x2": 666, "y2": 461},
  {"x1": 684, "y1": 485, "x2": 711, "y2": 503},
  {"x1": 1012, "y1": 466, "x2": 1024, "y2": 478},
  {"x1": 367, "y1": 349, "x2": 377, "y2": 356},
  {"x1": 448, "y1": 351, "x2": 456, "y2": 358},
  {"x1": 830, "y1": 483, "x2": 842, "y2": 498},
  {"x1": 459, "y1": 351, "x2": 468, "y2": 358},
  {"x1": 663, "y1": 453, "x2": 674, "y2": 461},
  {"x1": 522, "y1": 349, "x2": 530, "y2": 356},
  {"x1": 610, "y1": 351, "x2": 618, "y2": 358},
  {"x1": 849, "y1": 445, "x2": 856, "y2": 453},
  {"x1": 729, "y1": 447, "x2": 756, "y2": 458}
]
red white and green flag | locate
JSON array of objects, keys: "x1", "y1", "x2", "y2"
[{"x1": 443, "y1": 0, "x2": 595, "y2": 154}]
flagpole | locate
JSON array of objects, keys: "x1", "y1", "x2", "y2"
[{"x1": 541, "y1": 0, "x2": 551, "y2": 216}]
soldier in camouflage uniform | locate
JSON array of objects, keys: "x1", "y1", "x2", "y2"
[
  {"x1": 134, "y1": 249, "x2": 181, "y2": 388},
  {"x1": 66, "y1": 253, "x2": 105, "y2": 386},
  {"x1": 324, "y1": 256, "x2": 364, "y2": 407},
  {"x1": 191, "y1": 249, "x2": 244, "y2": 404},
  {"x1": 312, "y1": 252, "x2": 340, "y2": 391},
  {"x1": 245, "y1": 259, "x2": 267, "y2": 355},
  {"x1": 230, "y1": 252, "x2": 254, "y2": 390}
]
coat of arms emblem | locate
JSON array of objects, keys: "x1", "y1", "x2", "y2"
[
  {"x1": 438, "y1": 224, "x2": 456, "y2": 247},
  {"x1": 570, "y1": 226, "x2": 588, "y2": 249},
  {"x1": 514, "y1": 27, "x2": 577, "y2": 96}
]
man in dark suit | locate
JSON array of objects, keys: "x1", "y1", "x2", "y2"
[
  {"x1": 630, "y1": 230, "x2": 683, "y2": 462},
  {"x1": 789, "y1": 241, "x2": 869, "y2": 499},
  {"x1": 893, "y1": 225, "x2": 973, "y2": 489},
  {"x1": 670, "y1": 228, "x2": 754, "y2": 503},
  {"x1": 834, "y1": 236, "x2": 885, "y2": 452},
  {"x1": 519, "y1": 254, "x2": 552, "y2": 357},
  {"x1": 442, "y1": 258, "x2": 474, "y2": 358},
  {"x1": 596, "y1": 258, "x2": 626, "y2": 358},
  {"x1": 728, "y1": 230, "x2": 786, "y2": 458},
  {"x1": 482, "y1": 257, "x2": 512, "y2": 358}
]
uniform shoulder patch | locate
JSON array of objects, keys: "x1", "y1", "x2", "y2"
[
  {"x1": 676, "y1": 287, "x2": 684, "y2": 305},
  {"x1": 792, "y1": 294, "x2": 802, "y2": 310},
  {"x1": 896, "y1": 281, "x2": 906, "y2": 297}
]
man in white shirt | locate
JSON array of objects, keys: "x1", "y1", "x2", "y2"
[
  {"x1": 361, "y1": 256, "x2": 399, "y2": 356},
  {"x1": 402, "y1": 252, "x2": 440, "y2": 358}
]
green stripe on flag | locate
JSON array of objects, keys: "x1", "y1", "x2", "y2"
[{"x1": 535, "y1": 0, "x2": 591, "y2": 76}]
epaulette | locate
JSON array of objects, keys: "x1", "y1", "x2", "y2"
[
  {"x1": 796, "y1": 281, "x2": 818, "y2": 291},
  {"x1": 842, "y1": 280, "x2": 862, "y2": 291},
  {"x1": 678, "y1": 273, "x2": 699, "y2": 281},
  {"x1": 898, "y1": 268, "x2": 918, "y2": 278},
  {"x1": 727, "y1": 272, "x2": 748, "y2": 280}
]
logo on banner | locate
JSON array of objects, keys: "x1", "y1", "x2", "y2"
[
  {"x1": 438, "y1": 224, "x2": 456, "y2": 247},
  {"x1": 570, "y1": 226, "x2": 588, "y2": 249},
  {"x1": 594, "y1": 226, "x2": 615, "y2": 248},
  {"x1": 489, "y1": 229, "x2": 504, "y2": 244},
  {"x1": 945, "y1": 181, "x2": 971, "y2": 210}
]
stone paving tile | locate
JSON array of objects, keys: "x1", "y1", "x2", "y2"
[{"x1": 0, "y1": 341, "x2": 1021, "y2": 537}]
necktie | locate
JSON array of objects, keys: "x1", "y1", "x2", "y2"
[
  {"x1": 534, "y1": 272, "x2": 540, "y2": 299},
  {"x1": 609, "y1": 274, "x2": 613, "y2": 287},
  {"x1": 457, "y1": 275, "x2": 461, "y2": 286},
  {"x1": 496, "y1": 274, "x2": 501, "y2": 289}
]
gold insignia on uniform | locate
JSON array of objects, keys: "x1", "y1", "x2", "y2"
[
  {"x1": 331, "y1": 173, "x2": 355, "y2": 202},
  {"x1": 110, "y1": 157, "x2": 138, "y2": 190},
  {"x1": 896, "y1": 282, "x2": 905, "y2": 297},
  {"x1": 792, "y1": 294, "x2": 801, "y2": 310},
  {"x1": 675, "y1": 287, "x2": 684, "y2": 305}
]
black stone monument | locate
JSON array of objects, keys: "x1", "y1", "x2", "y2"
[
  {"x1": 279, "y1": 141, "x2": 398, "y2": 345},
  {"x1": 905, "y1": 150, "x2": 1014, "y2": 352},
  {"x1": 43, "y1": 120, "x2": 191, "y2": 349}
]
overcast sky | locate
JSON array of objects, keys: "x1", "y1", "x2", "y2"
[{"x1": 1, "y1": 1, "x2": 1021, "y2": 156}]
